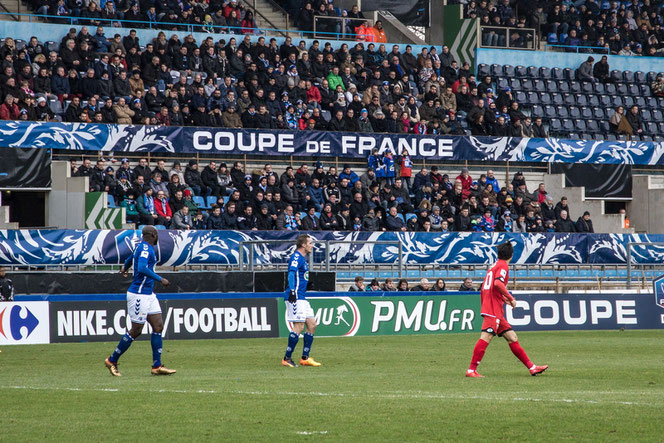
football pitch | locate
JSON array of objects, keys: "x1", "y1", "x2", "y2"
[{"x1": 1, "y1": 330, "x2": 662, "y2": 441}]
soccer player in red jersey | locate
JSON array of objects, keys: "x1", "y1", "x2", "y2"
[{"x1": 466, "y1": 241, "x2": 548, "y2": 378}]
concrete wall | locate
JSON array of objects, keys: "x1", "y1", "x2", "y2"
[
  {"x1": 544, "y1": 173, "x2": 625, "y2": 234},
  {"x1": 626, "y1": 175, "x2": 664, "y2": 234},
  {"x1": 476, "y1": 47, "x2": 664, "y2": 73},
  {"x1": 47, "y1": 160, "x2": 87, "y2": 229}
]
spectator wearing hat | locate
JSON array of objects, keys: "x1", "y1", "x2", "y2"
[
  {"x1": 497, "y1": 210, "x2": 513, "y2": 232},
  {"x1": 120, "y1": 191, "x2": 139, "y2": 224},
  {"x1": 576, "y1": 211, "x2": 594, "y2": 233}
]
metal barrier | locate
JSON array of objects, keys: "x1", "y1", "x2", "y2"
[
  {"x1": 478, "y1": 26, "x2": 537, "y2": 50},
  {"x1": 546, "y1": 44, "x2": 609, "y2": 55},
  {"x1": 0, "y1": 11, "x2": 350, "y2": 40},
  {"x1": 312, "y1": 15, "x2": 372, "y2": 40},
  {"x1": 627, "y1": 242, "x2": 664, "y2": 288}
]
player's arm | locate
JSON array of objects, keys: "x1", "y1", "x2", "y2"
[
  {"x1": 136, "y1": 252, "x2": 169, "y2": 286},
  {"x1": 287, "y1": 259, "x2": 298, "y2": 303},
  {"x1": 120, "y1": 254, "x2": 133, "y2": 276},
  {"x1": 494, "y1": 279, "x2": 516, "y2": 308}
]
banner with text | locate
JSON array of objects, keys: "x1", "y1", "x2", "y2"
[{"x1": 2, "y1": 121, "x2": 664, "y2": 165}]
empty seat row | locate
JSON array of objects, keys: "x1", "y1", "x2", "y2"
[
  {"x1": 529, "y1": 105, "x2": 663, "y2": 122},
  {"x1": 478, "y1": 63, "x2": 663, "y2": 84},
  {"x1": 499, "y1": 78, "x2": 651, "y2": 97},
  {"x1": 510, "y1": 90, "x2": 658, "y2": 110}
]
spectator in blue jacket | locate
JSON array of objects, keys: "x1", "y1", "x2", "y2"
[
  {"x1": 339, "y1": 164, "x2": 359, "y2": 185},
  {"x1": 307, "y1": 178, "x2": 324, "y2": 211},
  {"x1": 485, "y1": 169, "x2": 500, "y2": 191},
  {"x1": 383, "y1": 150, "x2": 395, "y2": 186}
]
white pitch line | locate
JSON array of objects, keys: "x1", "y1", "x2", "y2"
[
  {"x1": 296, "y1": 431, "x2": 328, "y2": 435},
  {"x1": 0, "y1": 385, "x2": 650, "y2": 406}
]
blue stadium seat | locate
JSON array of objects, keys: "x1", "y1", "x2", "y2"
[
  {"x1": 655, "y1": 135, "x2": 664, "y2": 143},
  {"x1": 497, "y1": 78, "x2": 509, "y2": 90},
  {"x1": 580, "y1": 107, "x2": 592, "y2": 119},
  {"x1": 657, "y1": 97, "x2": 664, "y2": 108},
  {"x1": 599, "y1": 95, "x2": 612, "y2": 107},
  {"x1": 647, "y1": 71, "x2": 659, "y2": 83},
  {"x1": 564, "y1": 68, "x2": 575, "y2": 80},
  {"x1": 478, "y1": 64, "x2": 490, "y2": 77},
  {"x1": 526, "y1": 91, "x2": 539, "y2": 105},
  {"x1": 628, "y1": 84, "x2": 640, "y2": 96},
  {"x1": 543, "y1": 106, "x2": 557, "y2": 119},
  {"x1": 576, "y1": 95, "x2": 588, "y2": 106},
  {"x1": 646, "y1": 122, "x2": 658, "y2": 134},
  {"x1": 515, "y1": 65, "x2": 527, "y2": 77},
  {"x1": 639, "y1": 84, "x2": 651, "y2": 97},
  {"x1": 552, "y1": 67, "x2": 564, "y2": 80},
  {"x1": 491, "y1": 64, "x2": 504, "y2": 76},
  {"x1": 641, "y1": 135, "x2": 653, "y2": 141},
  {"x1": 593, "y1": 83, "x2": 605, "y2": 94},
  {"x1": 154, "y1": 225, "x2": 166, "y2": 230},
  {"x1": 556, "y1": 106, "x2": 569, "y2": 118},
  {"x1": 545, "y1": 80, "x2": 557, "y2": 92},
  {"x1": 206, "y1": 196, "x2": 217, "y2": 208},
  {"x1": 397, "y1": 214, "x2": 405, "y2": 222},
  {"x1": 447, "y1": 270, "x2": 461, "y2": 278},
  {"x1": 223, "y1": 196, "x2": 230, "y2": 205},
  {"x1": 586, "y1": 119, "x2": 600, "y2": 133},
  {"x1": 574, "y1": 120, "x2": 587, "y2": 132},
  {"x1": 610, "y1": 70, "x2": 622, "y2": 82},
  {"x1": 587, "y1": 95, "x2": 600, "y2": 107},
  {"x1": 563, "y1": 94, "x2": 576, "y2": 105},
  {"x1": 551, "y1": 93, "x2": 564, "y2": 105},
  {"x1": 569, "y1": 81, "x2": 581, "y2": 93},
  {"x1": 540, "y1": 67, "x2": 552, "y2": 79},
  {"x1": 581, "y1": 82, "x2": 593, "y2": 93},
  {"x1": 538, "y1": 92, "x2": 552, "y2": 105},
  {"x1": 556, "y1": 81, "x2": 569, "y2": 93},
  {"x1": 652, "y1": 109, "x2": 663, "y2": 121},
  {"x1": 604, "y1": 83, "x2": 617, "y2": 95},
  {"x1": 527, "y1": 269, "x2": 541, "y2": 278},
  {"x1": 526, "y1": 66, "x2": 539, "y2": 78},
  {"x1": 623, "y1": 96, "x2": 634, "y2": 108},
  {"x1": 562, "y1": 119, "x2": 575, "y2": 132},
  {"x1": 504, "y1": 65, "x2": 516, "y2": 77},
  {"x1": 107, "y1": 194, "x2": 116, "y2": 208},
  {"x1": 568, "y1": 132, "x2": 580, "y2": 140},
  {"x1": 579, "y1": 269, "x2": 592, "y2": 278},
  {"x1": 337, "y1": 271, "x2": 351, "y2": 279},
  {"x1": 642, "y1": 109, "x2": 653, "y2": 121},
  {"x1": 566, "y1": 269, "x2": 579, "y2": 277},
  {"x1": 605, "y1": 133, "x2": 617, "y2": 141},
  {"x1": 623, "y1": 71, "x2": 635, "y2": 83},
  {"x1": 407, "y1": 270, "x2": 420, "y2": 278},
  {"x1": 515, "y1": 91, "x2": 527, "y2": 103},
  {"x1": 521, "y1": 79, "x2": 533, "y2": 91},
  {"x1": 568, "y1": 106, "x2": 581, "y2": 118},
  {"x1": 193, "y1": 196, "x2": 206, "y2": 208},
  {"x1": 533, "y1": 80, "x2": 546, "y2": 92},
  {"x1": 549, "y1": 118, "x2": 562, "y2": 132},
  {"x1": 635, "y1": 96, "x2": 646, "y2": 108},
  {"x1": 510, "y1": 78, "x2": 522, "y2": 90},
  {"x1": 541, "y1": 269, "x2": 554, "y2": 277},
  {"x1": 531, "y1": 105, "x2": 544, "y2": 118}
]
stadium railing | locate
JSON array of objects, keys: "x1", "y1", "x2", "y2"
[
  {"x1": 0, "y1": 11, "x2": 352, "y2": 40},
  {"x1": 546, "y1": 44, "x2": 610, "y2": 55}
]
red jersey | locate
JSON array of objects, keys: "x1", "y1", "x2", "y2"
[{"x1": 480, "y1": 260, "x2": 510, "y2": 318}]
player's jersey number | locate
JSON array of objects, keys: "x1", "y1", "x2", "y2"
[{"x1": 482, "y1": 271, "x2": 493, "y2": 290}]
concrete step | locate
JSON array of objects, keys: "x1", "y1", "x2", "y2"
[{"x1": 626, "y1": 175, "x2": 664, "y2": 233}]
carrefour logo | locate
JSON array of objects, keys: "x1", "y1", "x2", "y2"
[
  {"x1": 0, "y1": 302, "x2": 50, "y2": 345},
  {"x1": 0, "y1": 305, "x2": 39, "y2": 340},
  {"x1": 286, "y1": 297, "x2": 361, "y2": 337}
]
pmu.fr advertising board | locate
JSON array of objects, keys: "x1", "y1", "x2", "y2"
[{"x1": 49, "y1": 298, "x2": 279, "y2": 343}]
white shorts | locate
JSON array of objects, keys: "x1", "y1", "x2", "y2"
[
  {"x1": 285, "y1": 300, "x2": 314, "y2": 323},
  {"x1": 127, "y1": 292, "x2": 162, "y2": 324}
]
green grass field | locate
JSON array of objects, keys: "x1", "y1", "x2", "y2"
[{"x1": 1, "y1": 330, "x2": 663, "y2": 441}]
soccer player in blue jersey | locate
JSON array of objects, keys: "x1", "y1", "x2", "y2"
[
  {"x1": 281, "y1": 234, "x2": 322, "y2": 367},
  {"x1": 104, "y1": 226, "x2": 176, "y2": 377}
]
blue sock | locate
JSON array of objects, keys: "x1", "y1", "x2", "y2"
[
  {"x1": 284, "y1": 332, "x2": 299, "y2": 359},
  {"x1": 151, "y1": 332, "x2": 163, "y2": 368},
  {"x1": 302, "y1": 332, "x2": 314, "y2": 359},
  {"x1": 109, "y1": 333, "x2": 133, "y2": 363}
]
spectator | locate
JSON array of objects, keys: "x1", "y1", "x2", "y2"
[
  {"x1": 432, "y1": 278, "x2": 446, "y2": 291},
  {"x1": 593, "y1": 56, "x2": 610, "y2": 83},
  {"x1": 385, "y1": 206, "x2": 406, "y2": 231},
  {"x1": 366, "y1": 278, "x2": 381, "y2": 291},
  {"x1": 555, "y1": 210, "x2": 576, "y2": 232},
  {"x1": 458, "y1": 278, "x2": 474, "y2": 291},
  {"x1": 397, "y1": 278, "x2": 409, "y2": 291},
  {"x1": 576, "y1": 211, "x2": 595, "y2": 233},
  {"x1": 349, "y1": 275, "x2": 365, "y2": 291},
  {"x1": 0, "y1": 267, "x2": 14, "y2": 301},
  {"x1": 382, "y1": 278, "x2": 396, "y2": 291},
  {"x1": 301, "y1": 206, "x2": 320, "y2": 230},
  {"x1": 625, "y1": 105, "x2": 644, "y2": 137},
  {"x1": 171, "y1": 205, "x2": 191, "y2": 230},
  {"x1": 411, "y1": 278, "x2": 430, "y2": 291}
]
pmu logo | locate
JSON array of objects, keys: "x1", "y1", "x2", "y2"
[
  {"x1": 653, "y1": 275, "x2": 664, "y2": 309},
  {"x1": 286, "y1": 297, "x2": 361, "y2": 337},
  {"x1": 0, "y1": 305, "x2": 40, "y2": 340}
]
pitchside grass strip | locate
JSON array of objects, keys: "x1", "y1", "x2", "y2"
[{"x1": 0, "y1": 330, "x2": 662, "y2": 441}]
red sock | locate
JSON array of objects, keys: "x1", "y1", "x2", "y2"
[
  {"x1": 509, "y1": 341, "x2": 533, "y2": 369},
  {"x1": 468, "y1": 339, "x2": 489, "y2": 371}
]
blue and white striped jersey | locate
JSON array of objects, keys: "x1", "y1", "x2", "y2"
[{"x1": 284, "y1": 250, "x2": 309, "y2": 300}]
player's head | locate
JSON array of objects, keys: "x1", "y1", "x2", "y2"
[
  {"x1": 296, "y1": 234, "x2": 313, "y2": 254},
  {"x1": 142, "y1": 225, "x2": 159, "y2": 245},
  {"x1": 497, "y1": 241, "x2": 513, "y2": 262}
]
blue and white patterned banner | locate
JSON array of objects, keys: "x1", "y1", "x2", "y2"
[
  {"x1": 0, "y1": 230, "x2": 663, "y2": 266},
  {"x1": 1, "y1": 121, "x2": 664, "y2": 165}
]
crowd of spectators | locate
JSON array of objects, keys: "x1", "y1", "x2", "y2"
[
  {"x1": 467, "y1": 0, "x2": 664, "y2": 57},
  {"x1": 69, "y1": 155, "x2": 596, "y2": 233},
  {"x1": 348, "y1": 276, "x2": 452, "y2": 292},
  {"x1": 0, "y1": 28, "x2": 477, "y2": 136}
]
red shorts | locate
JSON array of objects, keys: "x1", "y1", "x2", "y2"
[{"x1": 481, "y1": 315, "x2": 512, "y2": 337}]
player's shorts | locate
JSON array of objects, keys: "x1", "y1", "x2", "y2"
[
  {"x1": 285, "y1": 299, "x2": 314, "y2": 323},
  {"x1": 481, "y1": 315, "x2": 512, "y2": 337},
  {"x1": 127, "y1": 291, "x2": 162, "y2": 324}
]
